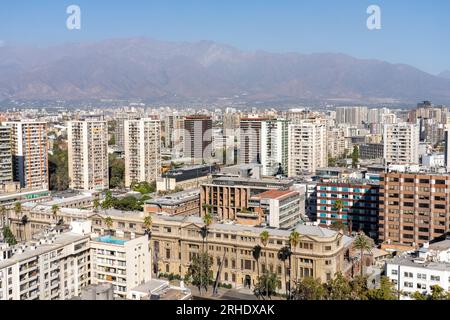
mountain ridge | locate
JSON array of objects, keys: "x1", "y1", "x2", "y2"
[{"x1": 1, "y1": 37, "x2": 450, "y2": 104}]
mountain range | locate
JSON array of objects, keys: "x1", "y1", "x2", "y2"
[{"x1": 1, "y1": 37, "x2": 450, "y2": 105}]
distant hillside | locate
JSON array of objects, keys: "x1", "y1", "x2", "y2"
[{"x1": 1, "y1": 38, "x2": 450, "y2": 104}]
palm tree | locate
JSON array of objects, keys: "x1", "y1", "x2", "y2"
[
  {"x1": 198, "y1": 212, "x2": 213, "y2": 296},
  {"x1": 51, "y1": 204, "x2": 59, "y2": 224},
  {"x1": 21, "y1": 215, "x2": 29, "y2": 242},
  {"x1": 353, "y1": 232, "x2": 373, "y2": 277},
  {"x1": 332, "y1": 199, "x2": 349, "y2": 234},
  {"x1": 252, "y1": 245, "x2": 262, "y2": 297},
  {"x1": 104, "y1": 216, "x2": 114, "y2": 235},
  {"x1": 93, "y1": 199, "x2": 100, "y2": 213},
  {"x1": 14, "y1": 202, "x2": 22, "y2": 241},
  {"x1": 143, "y1": 215, "x2": 152, "y2": 237},
  {"x1": 260, "y1": 230, "x2": 270, "y2": 299},
  {"x1": 289, "y1": 231, "x2": 300, "y2": 297},
  {"x1": 202, "y1": 204, "x2": 213, "y2": 217},
  {"x1": 277, "y1": 246, "x2": 292, "y2": 299}
]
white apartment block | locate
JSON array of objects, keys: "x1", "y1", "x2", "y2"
[
  {"x1": 288, "y1": 119, "x2": 327, "y2": 176},
  {"x1": 260, "y1": 119, "x2": 289, "y2": 176},
  {"x1": 124, "y1": 119, "x2": 161, "y2": 188},
  {"x1": 91, "y1": 234, "x2": 151, "y2": 299},
  {"x1": 386, "y1": 240, "x2": 450, "y2": 298},
  {"x1": 383, "y1": 123, "x2": 420, "y2": 165},
  {"x1": 240, "y1": 118, "x2": 289, "y2": 176},
  {"x1": 327, "y1": 127, "x2": 349, "y2": 159},
  {"x1": 3, "y1": 121, "x2": 48, "y2": 190},
  {"x1": 0, "y1": 222, "x2": 91, "y2": 300},
  {"x1": 68, "y1": 120, "x2": 109, "y2": 191},
  {"x1": 336, "y1": 106, "x2": 368, "y2": 126}
]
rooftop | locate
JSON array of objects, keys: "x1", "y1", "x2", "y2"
[
  {"x1": 251, "y1": 189, "x2": 298, "y2": 200},
  {"x1": 387, "y1": 255, "x2": 450, "y2": 272}
]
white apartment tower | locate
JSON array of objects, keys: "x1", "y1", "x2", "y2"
[
  {"x1": 124, "y1": 119, "x2": 161, "y2": 188},
  {"x1": 4, "y1": 121, "x2": 48, "y2": 190},
  {"x1": 68, "y1": 120, "x2": 109, "y2": 191},
  {"x1": 288, "y1": 119, "x2": 327, "y2": 176},
  {"x1": 383, "y1": 123, "x2": 420, "y2": 165},
  {"x1": 240, "y1": 118, "x2": 289, "y2": 176}
]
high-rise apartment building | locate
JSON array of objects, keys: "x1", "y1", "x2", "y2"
[
  {"x1": 383, "y1": 123, "x2": 420, "y2": 165},
  {"x1": 124, "y1": 119, "x2": 161, "y2": 188},
  {"x1": 239, "y1": 118, "x2": 289, "y2": 176},
  {"x1": 114, "y1": 109, "x2": 141, "y2": 151},
  {"x1": 0, "y1": 126, "x2": 12, "y2": 185},
  {"x1": 288, "y1": 119, "x2": 327, "y2": 176},
  {"x1": 336, "y1": 106, "x2": 368, "y2": 126},
  {"x1": 184, "y1": 116, "x2": 212, "y2": 164},
  {"x1": 164, "y1": 115, "x2": 185, "y2": 157},
  {"x1": 68, "y1": 120, "x2": 109, "y2": 191},
  {"x1": 4, "y1": 121, "x2": 48, "y2": 190},
  {"x1": 379, "y1": 172, "x2": 450, "y2": 247}
]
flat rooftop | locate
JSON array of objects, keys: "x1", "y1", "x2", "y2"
[
  {"x1": 387, "y1": 255, "x2": 450, "y2": 272},
  {"x1": 251, "y1": 189, "x2": 297, "y2": 200}
]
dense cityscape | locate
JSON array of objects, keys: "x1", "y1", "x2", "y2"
[{"x1": 0, "y1": 101, "x2": 450, "y2": 301}]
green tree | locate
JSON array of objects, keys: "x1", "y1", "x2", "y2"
[
  {"x1": 104, "y1": 216, "x2": 114, "y2": 235},
  {"x1": 353, "y1": 232, "x2": 373, "y2": 277},
  {"x1": 349, "y1": 275, "x2": 370, "y2": 300},
  {"x1": 326, "y1": 272, "x2": 352, "y2": 300},
  {"x1": 102, "y1": 191, "x2": 116, "y2": 209},
  {"x1": 2, "y1": 226, "x2": 17, "y2": 246},
  {"x1": 430, "y1": 285, "x2": 448, "y2": 300},
  {"x1": 254, "y1": 271, "x2": 280, "y2": 300},
  {"x1": 187, "y1": 251, "x2": 213, "y2": 294},
  {"x1": 143, "y1": 215, "x2": 152, "y2": 235},
  {"x1": 277, "y1": 246, "x2": 292, "y2": 299},
  {"x1": 48, "y1": 138, "x2": 70, "y2": 191},
  {"x1": 411, "y1": 291, "x2": 427, "y2": 300},
  {"x1": 132, "y1": 181, "x2": 156, "y2": 195},
  {"x1": 260, "y1": 230, "x2": 270, "y2": 299},
  {"x1": 289, "y1": 231, "x2": 300, "y2": 288},
  {"x1": 51, "y1": 204, "x2": 59, "y2": 224},
  {"x1": 367, "y1": 276, "x2": 397, "y2": 300},
  {"x1": 252, "y1": 245, "x2": 262, "y2": 297},
  {"x1": 109, "y1": 153, "x2": 125, "y2": 189},
  {"x1": 352, "y1": 145, "x2": 360, "y2": 168},
  {"x1": 93, "y1": 199, "x2": 100, "y2": 213},
  {"x1": 292, "y1": 277, "x2": 328, "y2": 300}
]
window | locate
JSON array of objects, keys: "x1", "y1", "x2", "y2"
[
  {"x1": 430, "y1": 275, "x2": 440, "y2": 282},
  {"x1": 403, "y1": 282, "x2": 413, "y2": 288},
  {"x1": 404, "y1": 272, "x2": 413, "y2": 278},
  {"x1": 325, "y1": 246, "x2": 332, "y2": 251},
  {"x1": 391, "y1": 269, "x2": 398, "y2": 275}
]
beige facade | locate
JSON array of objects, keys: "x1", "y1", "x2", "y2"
[
  {"x1": 4, "y1": 121, "x2": 48, "y2": 190},
  {"x1": 68, "y1": 120, "x2": 109, "y2": 191},
  {"x1": 124, "y1": 119, "x2": 161, "y2": 188},
  {"x1": 288, "y1": 119, "x2": 328, "y2": 176}
]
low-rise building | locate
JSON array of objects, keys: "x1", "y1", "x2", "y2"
[
  {"x1": 144, "y1": 189, "x2": 199, "y2": 216},
  {"x1": 249, "y1": 190, "x2": 303, "y2": 229},
  {"x1": 385, "y1": 240, "x2": 450, "y2": 298},
  {"x1": 90, "y1": 234, "x2": 151, "y2": 299}
]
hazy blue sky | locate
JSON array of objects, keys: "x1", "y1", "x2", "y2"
[{"x1": 1, "y1": 0, "x2": 450, "y2": 74}]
